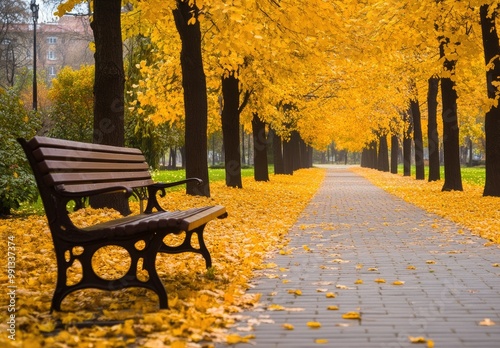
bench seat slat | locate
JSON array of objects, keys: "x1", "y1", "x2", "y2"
[
  {"x1": 39, "y1": 160, "x2": 149, "y2": 173},
  {"x1": 33, "y1": 148, "x2": 147, "y2": 163},
  {"x1": 80, "y1": 206, "x2": 226, "y2": 240}
]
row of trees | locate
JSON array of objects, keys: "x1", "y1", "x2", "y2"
[{"x1": 4, "y1": 0, "x2": 499, "y2": 213}]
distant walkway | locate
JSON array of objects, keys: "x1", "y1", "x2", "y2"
[{"x1": 221, "y1": 167, "x2": 500, "y2": 348}]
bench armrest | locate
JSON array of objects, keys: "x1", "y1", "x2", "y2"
[{"x1": 144, "y1": 178, "x2": 203, "y2": 213}]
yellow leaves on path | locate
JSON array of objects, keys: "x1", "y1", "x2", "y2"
[
  {"x1": 342, "y1": 311, "x2": 361, "y2": 320},
  {"x1": 409, "y1": 336, "x2": 434, "y2": 347},
  {"x1": 226, "y1": 334, "x2": 255, "y2": 344},
  {"x1": 283, "y1": 323, "x2": 295, "y2": 330},
  {"x1": 353, "y1": 167, "x2": 500, "y2": 244},
  {"x1": 479, "y1": 318, "x2": 496, "y2": 326},
  {"x1": 0, "y1": 168, "x2": 325, "y2": 347},
  {"x1": 307, "y1": 321, "x2": 322, "y2": 328}
]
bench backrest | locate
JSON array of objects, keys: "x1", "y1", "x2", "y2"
[{"x1": 18, "y1": 136, "x2": 153, "y2": 222}]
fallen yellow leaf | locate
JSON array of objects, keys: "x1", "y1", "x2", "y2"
[
  {"x1": 326, "y1": 292, "x2": 336, "y2": 298},
  {"x1": 426, "y1": 260, "x2": 436, "y2": 264},
  {"x1": 408, "y1": 336, "x2": 427, "y2": 343},
  {"x1": 392, "y1": 280, "x2": 405, "y2": 285},
  {"x1": 479, "y1": 318, "x2": 496, "y2": 326},
  {"x1": 327, "y1": 305, "x2": 339, "y2": 310},
  {"x1": 342, "y1": 311, "x2": 361, "y2": 319},
  {"x1": 282, "y1": 323, "x2": 294, "y2": 330},
  {"x1": 315, "y1": 338, "x2": 329, "y2": 344},
  {"x1": 407, "y1": 265, "x2": 416, "y2": 270},
  {"x1": 307, "y1": 321, "x2": 322, "y2": 328},
  {"x1": 354, "y1": 279, "x2": 363, "y2": 284},
  {"x1": 287, "y1": 289, "x2": 302, "y2": 295},
  {"x1": 374, "y1": 278, "x2": 386, "y2": 283},
  {"x1": 268, "y1": 304, "x2": 285, "y2": 311},
  {"x1": 226, "y1": 334, "x2": 255, "y2": 344}
]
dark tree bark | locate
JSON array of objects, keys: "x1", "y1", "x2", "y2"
[
  {"x1": 377, "y1": 134, "x2": 390, "y2": 172},
  {"x1": 480, "y1": 4, "x2": 500, "y2": 197},
  {"x1": 173, "y1": 1, "x2": 210, "y2": 196},
  {"x1": 221, "y1": 74, "x2": 242, "y2": 188},
  {"x1": 439, "y1": 38, "x2": 463, "y2": 191},
  {"x1": 427, "y1": 76, "x2": 441, "y2": 182},
  {"x1": 89, "y1": 0, "x2": 129, "y2": 215},
  {"x1": 299, "y1": 137, "x2": 309, "y2": 169},
  {"x1": 282, "y1": 134, "x2": 294, "y2": 175},
  {"x1": 270, "y1": 128, "x2": 285, "y2": 174},
  {"x1": 403, "y1": 110, "x2": 412, "y2": 177},
  {"x1": 290, "y1": 131, "x2": 301, "y2": 171},
  {"x1": 410, "y1": 98, "x2": 425, "y2": 180},
  {"x1": 252, "y1": 113, "x2": 269, "y2": 181},
  {"x1": 390, "y1": 135, "x2": 399, "y2": 174},
  {"x1": 361, "y1": 141, "x2": 377, "y2": 169}
]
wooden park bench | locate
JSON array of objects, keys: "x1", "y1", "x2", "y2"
[{"x1": 18, "y1": 136, "x2": 227, "y2": 312}]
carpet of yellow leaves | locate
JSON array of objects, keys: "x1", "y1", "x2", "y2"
[
  {"x1": 0, "y1": 168, "x2": 324, "y2": 347},
  {"x1": 352, "y1": 167, "x2": 500, "y2": 244}
]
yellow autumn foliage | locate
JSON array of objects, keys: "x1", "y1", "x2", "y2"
[{"x1": 0, "y1": 168, "x2": 324, "y2": 346}]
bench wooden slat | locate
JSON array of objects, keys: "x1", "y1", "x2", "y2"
[
  {"x1": 182, "y1": 205, "x2": 227, "y2": 231},
  {"x1": 39, "y1": 160, "x2": 149, "y2": 173},
  {"x1": 82, "y1": 206, "x2": 226, "y2": 234},
  {"x1": 33, "y1": 147, "x2": 147, "y2": 163},
  {"x1": 29, "y1": 136, "x2": 143, "y2": 155},
  {"x1": 45, "y1": 171, "x2": 152, "y2": 186},
  {"x1": 56, "y1": 179, "x2": 155, "y2": 194}
]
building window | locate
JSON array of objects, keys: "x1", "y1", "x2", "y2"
[
  {"x1": 48, "y1": 50, "x2": 56, "y2": 60},
  {"x1": 48, "y1": 66, "x2": 57, "y2": 76},
  {"x1": 47, "y1": 37, "x2": 57, "y2": 44}
]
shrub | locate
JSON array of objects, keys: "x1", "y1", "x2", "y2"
[{"x1": 0, "y1": 88, "x2": 41, "y2": 215}]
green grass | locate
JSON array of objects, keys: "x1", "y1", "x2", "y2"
[
  {"x1": 151, "y1": 166, "x2": 260, "y2": 183},
  {"x1": 396, "y1": 165, "x2": 485, "y2": 186}
]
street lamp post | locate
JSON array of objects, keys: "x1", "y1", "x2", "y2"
[{"x1": 30, "y1": 0, "x2": 39, "y2": 111}]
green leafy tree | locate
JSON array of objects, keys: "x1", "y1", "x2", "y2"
[
  {"x1": 0, "y1": 87, "x2": 41, "y2": 215},
  {"x1": 48, "y1": 65, "x2": 94, "y2": 142}
]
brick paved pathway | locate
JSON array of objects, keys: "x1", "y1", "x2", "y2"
[{"x1": 221, "y1": 167, "x2": 500, "y2": 348}]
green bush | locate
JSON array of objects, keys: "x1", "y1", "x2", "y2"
[{"x1": 0, "y1": 88, "x2": 41, "y2": 215}]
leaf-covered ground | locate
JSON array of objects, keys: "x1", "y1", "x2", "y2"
[
  {"x1": 0, "y1": 168, "x2": 324, "y2": 348},
  {"x1": 353, "y1": 167, "x2": 500, "y2": 244}
]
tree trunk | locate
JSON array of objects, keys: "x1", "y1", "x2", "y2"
[
  {"x1": 390, "y1": 135, "x2": 399, "y2": 174},
  {"x1": 427, "y1": 76, "x2": 440, "y2": 182},
  {"x1": 290, "y1": 131, "x2": 301, "y2": 171},
  {"x1": 440, "y1": 39, "x2": 463, "y2": 191},
  {"x1": 221, "y1": 74, "x2": 242, "y2": 188},
  {"x1": 270, "y1": 128, "x2": 285, "y2": 174},
  {"x1": 403, "y1": 110, "x2": 412, "y2": 177},
  {"x1": 283, "y1": 135, "x2": 294, "y2": 175},
  {"x1": 252, "y1": 113, "x2": 269, "y2": 181},
  {"x1": 411, "y1": 98, "x2": 425, "y2": 180},
  {"x1": 89, "y1": 0, "x2": 129, "y2": 215},
  {"x1": 480, "y1": 4, "x2": 500, "y2": 196},
  {"x1": 241, "y1": 125, "x2": 246, "y2": 165},
  {"x1": 173, "y1": 1, "x2": 210, "y2": 196},
  {"x1": 377, "y1": 134, "x2": 389, "y2": 172}
]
